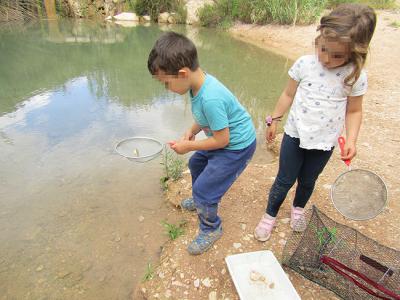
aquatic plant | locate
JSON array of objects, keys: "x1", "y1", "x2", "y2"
[
  {"x1": 161, "y1": 220, "x2": 186, "y2": 240},
  {"x1": 142, "y1": 262, "x2": 154, "y2": 281}
]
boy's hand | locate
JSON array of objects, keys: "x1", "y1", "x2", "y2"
[
  {"x1": 182, "y1": 129, "x2": 195, "y2": 141},
  {"x1": 341, "y1": 140, "x2": 357, "y2": 161},
  {"x1": 266, "y1": 123, "x2": 277, "y2": 143},
  {"x1": 169, "y1": 140, "x2": 191, "y2": 154}
]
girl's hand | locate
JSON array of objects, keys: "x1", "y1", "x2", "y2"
[
  {"x1": 266, "y1": 123, "x2": 277, "y2": 143},
  {"x1": 170, "y1": 140, "x2": 191, "y2": 154},
  {"x1": 181, "y1": 129, "x2": 195, "y2": 141},
  {"x1": 341, "y1": 141, "x2": 357, "y2": 161}
]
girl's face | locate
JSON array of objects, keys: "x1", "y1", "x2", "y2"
[{"x1": 316, "y1": 37, "x2": 350, "y2": 69}]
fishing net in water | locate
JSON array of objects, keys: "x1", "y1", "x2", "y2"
[{"x1": 282, "y1": 206, "x2": 400, "y2": 300}]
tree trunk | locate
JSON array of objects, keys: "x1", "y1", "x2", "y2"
[{"x1": 44, "y1": 0, "x2": 57, "y2": 19}]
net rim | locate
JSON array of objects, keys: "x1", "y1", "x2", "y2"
[
  {"x1": 330, "y1": 168, "x2": 388, "y2": 221},
  {"x1": 115, "y1": 136, "x2": 164, "y2": 162}
]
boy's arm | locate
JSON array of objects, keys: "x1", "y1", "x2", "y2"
[
  {"x1": 183, "y1": 123, "x2": 202, "y2": 141},
  {"x1": 342, "y1": 95, "x2": 363, "y2": 160},
  {"x1": 171, "y1": 127, "x2": 229, "y2": 154}
]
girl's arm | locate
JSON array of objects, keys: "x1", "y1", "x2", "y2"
[
  {"x1": 272, "y1": 78, "x2": 299, "y2": 116},
  {"x1": 267, "y1": 78, "x2": 299, "y2": 142},
  {"x1": 343, "y1": 95, "x2": 363, "y2": 160}
]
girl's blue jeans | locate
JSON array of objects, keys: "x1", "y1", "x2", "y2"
[
  {"x1": 266, "y1": 133, "x2": 333, "y2": 217},
  {"x1": 189, "y1": 139, "x2": 256, "y2": 233}
]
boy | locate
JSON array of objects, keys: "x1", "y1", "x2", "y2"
[{"x1": 148, "y1": 32, "x2": 256, "y2": 255}]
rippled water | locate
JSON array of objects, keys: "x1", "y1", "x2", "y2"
[{"x1": 0, "y1": 19, "x2": 289, "y2": 299}]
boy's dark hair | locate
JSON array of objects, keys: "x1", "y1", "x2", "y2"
[{"x1": 148, "y1": 31, "x2": 199, "y2": 75}]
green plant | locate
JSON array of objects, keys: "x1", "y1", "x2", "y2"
[
  {"x1": 313, "y1": 225, "x2": 338, "y2": 250},
  {"x1": 161, "y1": 220, "x2": 186, "y2": 240},
  {"x1": 133, "y1": 0, "x2": 187, "y2": 23},
  {"x1": 389, "y1": 20, "x2": 400, "y2": 28},
  {"x1": 142, "y1": 262, "x2": 154, "y2": 281},
  {"x1": 327, "y1": 0, "x2": 396, "y2": 9},
  {"x1": 160, "y1": 149, "x2": 185, "y2": 190}
]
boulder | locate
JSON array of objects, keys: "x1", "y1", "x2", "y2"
[
  {"x1": 113, "y1": 12, "x2": 139, "y2": 21},
  {"x1": 158, "y1": 12, "x2": 170, "y2": 23}
]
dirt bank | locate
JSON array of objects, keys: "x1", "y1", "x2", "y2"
[{"x1": 135, "y1": 9, "x2": 400, "y2": 300}]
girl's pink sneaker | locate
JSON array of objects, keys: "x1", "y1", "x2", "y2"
[
  {"x1": 290, "y1": 206, "x2": 307, "y2": 232},
  {"x1": 254, "y1": 213, "x2": 276, "y2": 242}
]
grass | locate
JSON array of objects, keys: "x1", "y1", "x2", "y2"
[
  {"x1": 133, "y1": 0, "x2": 187, "y2": 23},
  {"x1": 199, "y1": 0, "x2": 328, "y2": 27},
  {"x1": 389, "y1": 20, "x2": 400, "y2": 28},
  {"x1": 161, "y1": 220, "x2": 186, "y2": 240},
  {"x1": 327, "y1": 0, "x2": 397, "y2": 9},
  {"x1": 142, "y1": 262, "x2": 154, "y2": 282},
  {"x1": 160, "y1": 149, "x2": 185, "y2": 191},
  {"x1": 198, "y1": 0, "x2": 398, "y2": 28}
]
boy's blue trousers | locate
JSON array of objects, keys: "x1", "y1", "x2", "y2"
[{"x1": 189, "y1": 139, "x2": 256, "y2": 233}]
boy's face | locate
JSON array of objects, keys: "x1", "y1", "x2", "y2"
[
  {"x1": 154, "y1": 69, "x2": 191, "y2": 95},
  {"x1": 316, "y1": 37, "x2": 350, "y2": 69}
]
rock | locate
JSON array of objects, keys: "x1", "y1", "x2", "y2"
[
  {"x1": 278, "y1": 232, "x2": 285, "y2": 238},
  {"x1": 194, "y1": 278, "x2": 200, "y2": 288},
  {"x1": 141, "y1": 15, "x2": 151, "y2": 22},
  {"x1": 202, "y1": 277, "x2": 211, "y2": 287},
  {"x1": 158, "y1": 12, "x2": 170, "y2": 23},
  {"x1": 233, "y1": 243, "x2": 242, "y2": 249},
  {"x1": 281, "y1": 218, "x2": 290, "y2": 224},
  {"x1": 323, "y1": 184, "x2": 332, "y2": 190},
  {"x1": 279, "y1": 239, "x2": 286, "y2": 246},
  {"x1": 138, "y1": 215, "x2": 145, "y2": 222},
  {"x1": 113, "y1": 12, "x2": 139, "y2": 21},
  {"x1": 240, "y1": 223, "x2": 247, "y2": 230},
  {"x1": 167, "y1": 15, "x2": 176, "y2": 24},
  {"x1": 36, "y1": 265, "x2": 44, "y2": 272},
  {"x1": 165, "y1": 289, "x2": 172, "y2": 298},
  {"x1": 209, "y1": 291, "x2": 217, "y2": 300}
]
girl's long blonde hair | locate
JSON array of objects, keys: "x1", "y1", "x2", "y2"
[{"x1": 317, "y1": 4, "x2": 376, "y2": 86}]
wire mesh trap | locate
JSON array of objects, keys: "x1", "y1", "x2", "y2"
[
  {"x1": 115, "y1": 137, "x2": 164, "y2": 163},
  {"x1": 282, "y1": 206, "x2": 400, "y2": 300}
]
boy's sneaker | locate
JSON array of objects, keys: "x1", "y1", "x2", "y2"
[
  {"x1": 187, "y1": 226, "x2": 222, "y2": 255},
  {"x1": 254, "y1": 213, "x2": 276, "y2": 242},
  {"x1": 290, "y1": 206, "x2": 307, "y2": 232},
  {"x1": 181, "y1": 198, "x2": 196, "y2": 211}
]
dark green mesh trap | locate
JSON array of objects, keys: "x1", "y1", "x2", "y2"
[{"x1": 282, "y1": 206, "x2": 400, "y2": 300}]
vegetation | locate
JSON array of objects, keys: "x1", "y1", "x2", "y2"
[
  {"x1": 198, "y1": 0, "x2": 397, "y2": 28},
  {"x1": 0, "y1": 0, "x2": 43, "y2": 22},
  {"x1": 160, "y1": 149, "x2": 185, "y2": 191},
  {"x1": 133, "y1": 0, "x2": 187, "y2": 23},
  {"x1": 161, "y1": 220, "x2": 186, "y2": 240},
  {"x1": 326, "y1": 0, "x2": 397, "y2": 9},
  {"x1": 389, "y1": 20, "x2": 400, "y2": 28},
  {"x1": 142, "y1": 262, "x2": 154, "y2": 281}
]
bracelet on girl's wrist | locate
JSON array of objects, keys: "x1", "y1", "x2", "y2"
[{"x1": 265, "y1": 115, "x2": 283, "y2": 127}]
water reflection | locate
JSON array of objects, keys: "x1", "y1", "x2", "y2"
[{"x1": 0, "y1": 19, "x2": 289, "y2": 299}]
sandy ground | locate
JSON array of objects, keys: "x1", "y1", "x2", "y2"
[{"x1": 134, "y1": 9, "x2": 400, "y2": 300}]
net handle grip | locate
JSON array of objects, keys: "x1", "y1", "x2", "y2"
[
  {"x1": 360, "y1": 255, "x2": 394, "y2": 277},
  {"x1": 321, "y1": 255, "x2": 400, "y2": 300},
  {"x1": 338, "y1": 136, "x2": 351, "y2": 166}
]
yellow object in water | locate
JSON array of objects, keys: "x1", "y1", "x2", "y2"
[{"x1": 133, "y1": 148, "x2": 139, "y2": 157}]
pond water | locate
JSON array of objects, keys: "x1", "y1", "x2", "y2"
[{"x1": 0, "y1": 20, "x2": 289, "y2": 299}]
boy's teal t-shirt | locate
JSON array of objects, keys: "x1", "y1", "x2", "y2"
[{"x1": 190, "y1": 74, "x2": 256, "y2": 150}]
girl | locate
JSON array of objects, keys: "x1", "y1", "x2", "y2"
[{"x1": 254, "y1": 4, "x2": 377, "y2": 241}]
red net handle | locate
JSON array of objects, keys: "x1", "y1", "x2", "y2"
[{"x1": 320, "y1": 256, "x2": 400, "y2": 300}]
